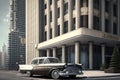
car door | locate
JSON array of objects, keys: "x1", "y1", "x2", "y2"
[{"x1": 31, "y1": 59, "x2": 39, "y2": 74}]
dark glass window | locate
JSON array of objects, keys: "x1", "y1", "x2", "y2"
[
  {"x1": 80, "y1": 15, "x2": 88, "y2": 28},
  {"x1": 113, "y1": 23, "x2": 117, "y2": 35},
  {"x1": 72, "y1": 18, "x2": 75, "y2": 30},
  {"x1": 81, "y1": 0, "x2": 88, "y2": 7},
  {"x1": 105, "y1": 19, "x2": 110, "y2": 33},
  {"x1": 72, "y1": 0, "x2": 75, "y2": 10},
  {"x1": 113, "y1": 4, "x2": 117, "y2": 17},
  {"x1": 105, "y1": 0, "x2": 110, "y2": 13},
  {"x1": 57, "y1": 7, "x2": 60, "y2": 18},
  {"x1": 64, "y1": 3, "x2": 68, "y2": 15},
  {"x1": 44, "y1": 31, "x2": 46, "y2": 41},
  {"x1": 44, "y1": 4, "x2": 47, "y2": 9},
  {"x1": 44, "y1": 15, "x2": 46, "y2": 25},
  {"x1": 64, "y1": 21, "x2": 68, "y2": 33},
  {"x1": 50, "y1": 28, "x2": 52, "y2": 39},
  {"x1": 50, "y1": 0, "x2": 52, "y2": 5},
  {"x1": 56, "y1": 25, "x2": 60, "y2": 36},
  {"x1": 50, "y1": 11, "x2": 52, "y2": 22},
  {"x1": 93, "y1": 0, "x2": 100, "y2": 9},
  {"x1": 93, "y1": 16, "x2": 100, "y2": 30}
]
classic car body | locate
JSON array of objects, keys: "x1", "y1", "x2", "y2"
[{"x1": 19, "y1": 57, "x2": 83, "y2": 79}]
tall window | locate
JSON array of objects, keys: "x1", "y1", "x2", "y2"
[
  {"x1": 105, "y1": 19, "x2": 110, "y2": 33},
  {"x1": 50, "y1": 11, "x2": 52, "y2": 22},
  {"x1": 105, "y1": 0, "x2": 110, "y2": 13},
  {"x1": 64, "y1": 3, "x2": 68, "y2": 15},
  {"x1": 50, "y1": 0, "x2": 52, "y2": 5},
  {"x1": 56, "y1": 25, "x2": 60, "y2": 36},
  {"x1": 93, "y1": 16, "x2": 100, "y2": 30},
  {"x1": 113, "y1": 23, "x2": 117, "y2": 35},
  {"x1": 44, "y1": 15, "x2": 46, "y2": 25},
  {"x1": 50, "y1": 28, "x2": 52, "y2": 39},
  {"x1": 80, "y1": 0, "x2": 88, "y2": 7},
  {"x1": 72, "y1": 18, "x2": 75, "y2": 30},
  {"x1": 44, "y1": 31, "x2": 46, "y2": 41},
  {"x1": 57, "y1": 7, "x2": 60, "y2": 18},
  {"x1": 72, "y1": 0, "x2": 75, "y2": 10},
  {"x1": 80, "y1": 15, "x2": 88, "y2": 28},
  {"x1": 44, "y1": 4, "x2": 47, "y2": 9},
  {"x1": 64, "y1": 21, "x2": 68, "y2": 33},
  {"x1": 93, "y1": 0, "x2": 100, "y2": 9},
  {"x1": 113, "y1": 4, "x2": 117, "y2": 17}
]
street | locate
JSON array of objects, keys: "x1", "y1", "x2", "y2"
[{"x1": 0, "y1": 70, "x2": 120, "y2": 80}]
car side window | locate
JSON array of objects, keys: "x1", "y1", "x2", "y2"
[
  {"x1": 31, "y1": 59, "x2": 38, "y2": 65},
  {"x1": 39, "y1": 59, "x2": 44, "y2": 64}
]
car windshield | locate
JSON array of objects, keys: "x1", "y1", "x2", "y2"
[{"x1": 48, "y1": 58, "x2": 60, "y2": 63}]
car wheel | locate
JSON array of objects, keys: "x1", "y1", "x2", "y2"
[
  {"x1": 26, "y1": 71, "x2": 33, "y2": 77},
  {"x1": 51, "y1": 69, "x2": 59, "y2": 79},
  {"x1": 69, "y1": 75, "x2": 76, "y2": 78}
]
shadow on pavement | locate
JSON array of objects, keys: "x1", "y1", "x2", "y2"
[{"x1": 23, "y1": 75, "x2": 87, "y2": 80}]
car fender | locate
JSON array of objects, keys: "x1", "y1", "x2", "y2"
[{"x1": 48, "y1": 68, "x2": 59, "y2": 76}]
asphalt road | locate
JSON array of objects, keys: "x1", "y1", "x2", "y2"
[{"x1": 0, "y1": 70, "x2": 120, "y2": 80}]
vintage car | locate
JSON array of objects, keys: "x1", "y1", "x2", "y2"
[{"x1": 19, "y1": 57, "x2": 83, "y2": 79}]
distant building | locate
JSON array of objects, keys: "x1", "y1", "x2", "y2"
[
  {"x1": 8, "y1": 0, "x2": 26, "y2": 70},
  {"x1": 26, "y1": 0, "x2": 120, "y2": 70},
  {"x1": 0, "y1": 51, "x2": 2, "y2": 69},
  {"x1": 1, "y1": 43, "x2": 6, "y2": 69}
]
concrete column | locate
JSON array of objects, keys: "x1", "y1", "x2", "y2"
[
  {"x1": 89, "y1": 42, "x2": 93, "y2": 69},
  {"x1": 68, "y1": 0, "x2": 72, "y2": 32},
  {"x1": 47, "y1": 0, "x2": 50, "y2": 40},
  {"x1": 88, "y1": 0, "x2": 93, "y2": 29},
  {"x1": 101, "y1": 44, "x2": 105, "y2": 65},
  {"x1": 75, "y1": 42, "x2": 79, "y2": 64},
  {"x1": 47, "y1": 49, "x2": 50, "y2": 57},
  {"x1": 75, "y1": 0, "x2": 80, "y2": 29},
  {"x1": 101, "y1": 0, "x2": 105, "y2": 32},
  {"x1": 52, "y1": 0, "x2": 57, "y2": 38},
  {"x1": 53, "y1": 47, "x2": 56, "y2": 57},
  {"x1": 60, "y1": 0, "x2": 64, "y2": 35},
  {"x1": 62, "y1": 45, "x2": 65, "y2": 63}
]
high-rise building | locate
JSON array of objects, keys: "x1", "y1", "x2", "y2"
[
  {"x1": 8, "y1": 0, "x2": 25, "y2": 70},
  {"x1": 1, "y1": 43, "x2": 6, "y2": 69},
  {"x1": 26, "y1": 0, "x2": 120, "y2": 70}
]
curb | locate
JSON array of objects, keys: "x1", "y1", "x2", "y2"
[{"x1": 85, "y1": 75, "x2": 120, "y2": 78}]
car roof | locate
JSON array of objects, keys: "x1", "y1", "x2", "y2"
[{"x1": 31, "y1": 57, "x2": 58, "y2": 60}]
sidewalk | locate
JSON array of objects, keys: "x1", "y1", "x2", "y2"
[{"x1": 77, "y1": 70, "x2": 120, "y2": 78}]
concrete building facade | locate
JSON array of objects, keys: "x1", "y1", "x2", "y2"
[{"x1": 26, "y1": 0, "x2": 120, "y2": 69}]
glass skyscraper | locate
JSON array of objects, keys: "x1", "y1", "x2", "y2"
[{"x1": 8, "y1": 0, "x2": 25, "y2": 70}]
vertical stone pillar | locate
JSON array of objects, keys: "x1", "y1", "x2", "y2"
[
  {"x1": 75, "y1": 42, "x2": 80, "y2": 64},
  {"x1": 62, "y1": 45, "x2": 65, "y2": 63},
  {"x1": 53, "y1": 47, "x2": 56, "y2": 57},
  {"x1": 101, "y1": 44, "x2": 105, "y2": 65},
  {"x1": 101, "y1": 0, "x2": 105, "y2": 32},
  {"x1": 52, "y1": 0, "x2": 57, "y2": 38},
  {"x1": 47, "y1": 0, "x2": 50, "y2": 40},
  {"x1": 88, "y1": 0, "x2": 93, "y2": 29},
  {"x1": 89, "y1": 42, "x2": 93, "y2": 69},
  {"x1": 60, "y1": 0, "x2": 64, "y2": 35},
  {"x1": 47, "y1": 49, "x2": 50, "y2": 57},
  {"x1": 75, "y1": 0, "x2": 80, "y2": 29},
  {"x1": 68, "y1": 0, "x2": 72, "y2": 32}
]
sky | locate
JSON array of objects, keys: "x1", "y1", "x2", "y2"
[{"x1": 0, "y1": 0, "x2": 10, "y2": 51}]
